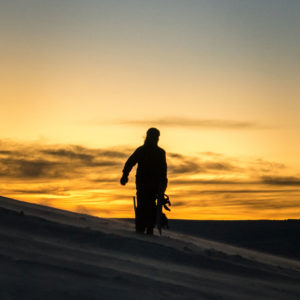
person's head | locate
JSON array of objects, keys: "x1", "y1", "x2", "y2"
[{"x1": 144, "y1": 127, "x2": 160, "y2": 146}]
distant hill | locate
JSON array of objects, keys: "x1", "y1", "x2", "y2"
[{"x1": 168, "y1": 219, "x2": 300, "y2": 260}]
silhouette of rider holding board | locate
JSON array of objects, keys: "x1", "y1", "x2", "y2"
[{"x1": 120, "y1": 128, "x2": 168, "y2": 235}]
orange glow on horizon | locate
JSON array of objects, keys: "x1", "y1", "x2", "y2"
[{"x1": 1, "y1": 141, "x2": 299, "y2": 220}]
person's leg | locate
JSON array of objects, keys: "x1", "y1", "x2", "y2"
[
  {"x1": 136, "y1": 187, "x2": 157, "y2": 234},
  {"x1": 136, "y1": 189, "x2": 146, "y2": 234},
  {"x1": 144, "y1": 189, "x2": 157, "y2": 235}
]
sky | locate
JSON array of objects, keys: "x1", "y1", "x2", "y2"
[{"x1": 1, "y1": 0, "x2": 300, "y2": 219}]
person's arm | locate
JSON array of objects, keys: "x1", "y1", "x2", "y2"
[{"x1": 120, "y1": 148, "x2": 139, "y2": 185}]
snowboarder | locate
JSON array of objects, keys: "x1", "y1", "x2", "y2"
[{"x1": 120, "y1": 128, "x2": 168, "y2": 235}]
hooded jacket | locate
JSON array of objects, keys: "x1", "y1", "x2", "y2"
[{"x1": 122, "y1": 143, "x2": 168, "y2": 191}]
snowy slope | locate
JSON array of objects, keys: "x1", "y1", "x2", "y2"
[{"x1": 1, "y1": 196, "x2": 300, "y2": 300}]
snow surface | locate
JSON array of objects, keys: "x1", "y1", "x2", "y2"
[{"x1": 1, "y1": 196, "x2": 300, "y2": 300}]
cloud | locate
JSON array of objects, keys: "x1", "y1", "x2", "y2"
[
  {"x1": 0, "y1": 142, "x2": 126, "y2": 181},
  {"x1": 42, "y1": 146, "x2": 128, "y2": 163},
  {"x1": 261, "y1": 176, "x2": 300, "y2": 186},
  {"x1": 168, "y1": 161, "x2": 202, "y2": 175},
  {"x1": 172, "y1": 177, "x2": 300, "y2": 187},
  {"x1": 172, "y1": 201, "x2": 186, "y2": 207},
  {"x1": 42, "y1": 149, "x2": 94, "y2": 162},
  {"x1": 0, "y1": 158, "x2": 66, "y2": 179},
  {"x1": 171, "y1": 192, "x2": 300, "y2": 211},
  {"x1": 92, "y1": 177, "x2": 119, "y2": 183},
  {"x1": 199, "y1": 152, "x2": 224, "y2": 157},
  {"x1": 167, "y1": 155, "x2": 238, "y2": 176},
  {"x1": 170, "y1": 188, "x2": 300, "y2": 207},
  {"x1": 0, "y1": 150, "x2": 13, "y2": 155},
  {"x1": 11, "y1": 186, "x2": 70, "y2": 196},
  {"x1": 168, "y1": 152, "x2": 185, "y2": 159},
  {"x1": 1, "y1": 139, "x2": 300, "y2": 219},
  {"x1": 247, "y1": 159, "x2": 286, "y2": 174},
  {"x1": 195, "y1": 189, "x2": 299, "y2": 194},
  {"x1": 201, "y1": 162, "x2": 237, "y2": 171},
  {"x1": 2, "y1": 140, "x2": 285, "y2": 182},
  {"x1": 219, "y1": 198, "x2": 300, "y2": 210},
  {"x1": 119, "y1": 117, "x2": 262, "y2": 129},
  {"x1": 170, "y1": 179, "x2": 249, "y2": 185}
]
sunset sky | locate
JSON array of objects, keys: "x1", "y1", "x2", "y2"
[{"x1": 1, "y1": 0, "x2": 300, "y2": 219}]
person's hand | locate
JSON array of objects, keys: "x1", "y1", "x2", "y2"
[{"x1": 120, "y1": 175, "x2": 128, "y2": 186}]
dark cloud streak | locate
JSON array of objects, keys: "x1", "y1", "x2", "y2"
[
  {"x1": 262, "y1": 176, "x2": 300, "y2": 186},
  {"x1": 0, "y1": 158, "x2": 66, "y2": 179},
  {"x1": 119, "y1": 117, "x2": 263, "y2": 129},
  {"x1": 0, "y1": 142, "x2": 125, "y2": 181}
]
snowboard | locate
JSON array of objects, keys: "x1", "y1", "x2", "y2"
[{"x1": 155, "y1": 194, "x2": 171, "y2": 235}]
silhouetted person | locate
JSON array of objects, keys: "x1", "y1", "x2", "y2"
[{"x1": 120, "y1": 128, "x2": 168, "y2": 235}]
